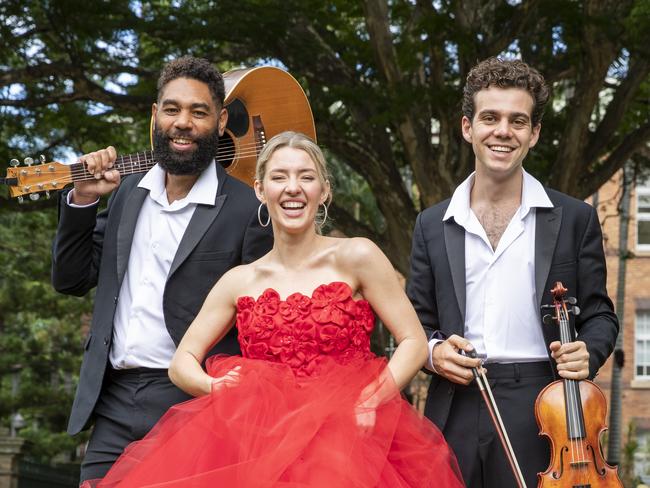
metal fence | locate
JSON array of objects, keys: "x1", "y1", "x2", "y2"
[{"x1": 17, "y1": 460, "x2": 79, "y2": 488}]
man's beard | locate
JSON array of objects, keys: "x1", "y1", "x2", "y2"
[{"x1": 153, "y1": 127, "x2": 220, "y2": 175}]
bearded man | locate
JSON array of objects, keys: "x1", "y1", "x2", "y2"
[{"x1": 51, "y1": 56, "x2": 273, "y2": 482}]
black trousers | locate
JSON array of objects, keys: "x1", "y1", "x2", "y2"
[
  {"x1": 443, "y1": 361, "x2": 554, "y2": 488},
  {"x1": 79, "y1": 368, "x2": 192, "y2": 483}
]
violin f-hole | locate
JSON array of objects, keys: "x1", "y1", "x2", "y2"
[
  {"x1": 552, "y1": 445, "x2": 568, "y2": 480},
  {"x1": 586, "y1": 444, "x2": 607, "y2": 476}
]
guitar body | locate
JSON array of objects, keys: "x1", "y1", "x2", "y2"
[
  {"x1": 149, "y1": 66, "x2": 316, "y2": 186},
  {"x1": 4, "y1": 66, "x2": 315, "y2": 199},
  {"x1": 221, "y1": 66, "x2": 316, "y2": 185}
]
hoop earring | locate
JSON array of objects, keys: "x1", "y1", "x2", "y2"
[
  {"x1": 257, "y1": 203, "x2": 271, "y2": 227},
  {"x1": 316, "y1": 202, "x2": 329, "y2": 228}
]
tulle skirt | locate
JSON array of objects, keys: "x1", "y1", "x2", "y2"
[{"x1": 83, "y1": 355, "x2": 463, "y2": 487}]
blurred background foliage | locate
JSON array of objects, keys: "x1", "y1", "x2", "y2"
[{"x1": 0, "y1": 0, "x2": 648, "y2": 463}]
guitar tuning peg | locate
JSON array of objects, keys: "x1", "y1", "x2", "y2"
[
  {"x1": 543, "y1": 314, "x2": 554, "y2": 325},
  {"x1": 10, "y1": 158, "x2": 19, "y2": 167},
  {"x1": 17, "y1": 196, "x2": 24, "y2": 204},
  {"x1": 40, "y1": 154, "x2": 46, "y2": 163},
  {"x1": 566, "y1": 297, "x2": 577, "y2": 305},
  {"x1": 24, "y1": 157, "x2": 34, "y2": 166},
  {"x1": 45, "y1": 190, "x2": 51, "y2": 199},
  {"x1": 29, "y1": 193, "x2": 40, "y2": 201},
  {"x1": 571, "y1": 306, "x2": 581, "y2": 316}
]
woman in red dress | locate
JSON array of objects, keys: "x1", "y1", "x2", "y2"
[{"x1": 84, "y1": 131, "x2": 464, "y2": 487}]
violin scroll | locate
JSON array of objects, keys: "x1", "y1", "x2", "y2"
[{"x1": 542, "y1": 281, "x2": 580, "y2": 325}]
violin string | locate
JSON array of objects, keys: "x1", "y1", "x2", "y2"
[
  {"x1": 558, "y1": 304, "x2": 579, "y2": 474},
  {"x1": 561, "y1": 305, "x2": 589, "y2": 484},
  {"x1": 563, "y1": 308, "x2": 582, "y2": 479}
]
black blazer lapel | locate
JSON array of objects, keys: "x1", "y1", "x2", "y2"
[
  {"x1": 168, "y1": 164, "x2": 229, "y2": 278},
  {"x1": 168, "y1": 195, "x2": 227, "y2": 277},
  {"x1": 116, "y1": 186, "x2": 148, "y2": 285},
  {"x1": 535, "y1": 206, "x2": 562, "y2": 311},
  {"x1": 444, "y1": 218, "x2": 467, "y2": 326}
]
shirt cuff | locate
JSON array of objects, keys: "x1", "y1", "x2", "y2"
[
  {"x1": 427, "y1": 338, "x2": 443, "y2": 373},
  {"x1": 66, "y1": 189, "x2": 99, "y2": 208}
]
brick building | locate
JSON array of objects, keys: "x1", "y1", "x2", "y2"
[{"x1": 593, "y1": 169, "x2": 650, "y2": 482}]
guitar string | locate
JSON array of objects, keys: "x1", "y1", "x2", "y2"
[
  {"x1": 17, "y1": 147, "x2": 269, "y2": 189},
  {"x1": 19, "y1": 139, "x2": 279, "y2": 184},
  {"x1": 65, "y1": 143, "x2": 265, "y2": 171},
  {"x1": 65, "y1": 144, "x2": 265, "y2": 168},
  {"x1": 31, "y1": 141, "x2": 266, "y2": 174},
  {"x1": 64, "y1": 148, "x2": 265, "y2": 179}
]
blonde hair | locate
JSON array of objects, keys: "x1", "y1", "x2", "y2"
[{"x1": 255, "y1": 131, "x2": 332, "y2": 206}]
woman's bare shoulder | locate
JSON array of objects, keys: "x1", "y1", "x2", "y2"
[{"x1": 335, "y1": 237, "x2": 384, "y2": 266}]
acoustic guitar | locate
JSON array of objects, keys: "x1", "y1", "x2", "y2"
[{"x1": 1, "y1": 66, "x2": 316, "y2": 201}]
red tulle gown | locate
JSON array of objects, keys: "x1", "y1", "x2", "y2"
[{"x1": 83, "y1": 282, "x2": 464, "y2": 487}]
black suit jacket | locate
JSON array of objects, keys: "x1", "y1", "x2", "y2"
[
  {"x1": 52, "y1": 163, "x2": 273, "y2": 435},
  {"x1": 406, "y1": 187, "x2": 618, "y2": 430}
]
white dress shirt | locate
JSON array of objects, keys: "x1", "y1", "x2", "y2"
[
  {"x1": 68, "y1": 162, "x2": 219, "y2": 369},
  {"x1": 111, "y1": 162, "x2": 218, "y2": 369},
  {"x1": 428, "y1": 169, "x2": 553, "y2": 368}
]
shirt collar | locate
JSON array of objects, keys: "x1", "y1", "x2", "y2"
[
  {"x1": 520, "y1": 169, "x2": 553, "y2": 216},
  {"x1": 443, "y1": 169, "x2": 553, "y2": 223},
  {"x1": 138, "y1": 161, "x2": 219, "y2": 210}
]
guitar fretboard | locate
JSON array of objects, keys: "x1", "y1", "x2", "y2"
[{"x1": 69, "y1": 151, "x2": 157, "y2": 182}]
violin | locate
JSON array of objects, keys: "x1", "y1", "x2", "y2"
[{"x1": 535, "y1": 282, "x2": 622, "y2": 487}]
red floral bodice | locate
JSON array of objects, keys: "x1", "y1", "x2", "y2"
[{"x1": 236, "y1": 282, "x2": 375, "y2": 377}]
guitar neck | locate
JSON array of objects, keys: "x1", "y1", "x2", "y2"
[{"x1": 69, "y1": 150, "x2": 157, "y2": 182}]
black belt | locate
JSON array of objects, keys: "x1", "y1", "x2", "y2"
[
  {"x1": 483, "y1": 361, "x2": 552, "y2": 379},
  {"x1": 108, "y1": 367, "x2": 169, "y2": 379}
]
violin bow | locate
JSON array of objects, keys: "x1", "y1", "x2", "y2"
[{"x1": 467, "y1": 350, "x2": 528, "y2": 488}]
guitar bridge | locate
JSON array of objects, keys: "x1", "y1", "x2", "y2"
[{"x1": 253, "y1": 115, "x2": 267, "y2": 156}]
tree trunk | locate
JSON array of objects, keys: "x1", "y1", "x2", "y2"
[{"x1": 607, "y1": 163, "x2": 632, "y2": 466}]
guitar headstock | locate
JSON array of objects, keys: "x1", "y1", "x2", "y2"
[{"x1": 2, "y1": 155, "x2": 71, "y2": 202}]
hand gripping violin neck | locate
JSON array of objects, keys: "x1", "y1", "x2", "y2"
[{"x1": 536, "y1": 282, "x2": 622, "y2": 488}]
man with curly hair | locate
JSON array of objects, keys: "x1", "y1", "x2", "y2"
[
  {"x1": 52, "y1": 56, "x2": 273, "y2": 481},
  {"x1": 407, "y1": 57, "x2": 618, "y2": 487}
]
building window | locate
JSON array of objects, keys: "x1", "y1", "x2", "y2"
[
  {"x1": 637, "y1": 183, "x2": 650, "y2": 250},
  {"x1": 636, "y1": 310, "x2": 650, "y2": 378}
]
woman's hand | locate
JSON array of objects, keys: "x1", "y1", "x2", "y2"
[
  {"x1": 208, "y1": 365, "x2": 242, "y2": 393},
  {"x1": 354, "y1": 396, "x2": 377, "y2": 432}
]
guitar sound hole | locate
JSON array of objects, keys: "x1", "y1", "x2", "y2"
[
  {"x1": 225, "y1": 98, "x2": 249, "y2": 137},
  {"x1": 217, "y1": 132, "x2": 236, "y2": 168}
]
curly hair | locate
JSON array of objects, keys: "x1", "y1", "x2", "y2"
[
  {"x1": 157, "y1": 56, "x2": 225, "y2": 107},
  {"x1": 462, "y1": 57, "x2": 550, "y2": 127}
]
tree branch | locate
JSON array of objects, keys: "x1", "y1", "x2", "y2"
[
  {"x1": 551, "y1": 0, "x2": 620, "y2": 192},
  {"x1": 484, "y1": 0, "x2": 542, "y2": 56},
  {"x1": 579, "y1": 121, "x2": 650, "y2": 197},
  {"x1": 586, "y1": 56, "x2": 650, "y2": 163},
  {"x1": 363, "y1": 0, "x2": 402, "y2": 86},
  {"x1": 328, "y1": 201, "x2": 384, "y2": 245}
]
